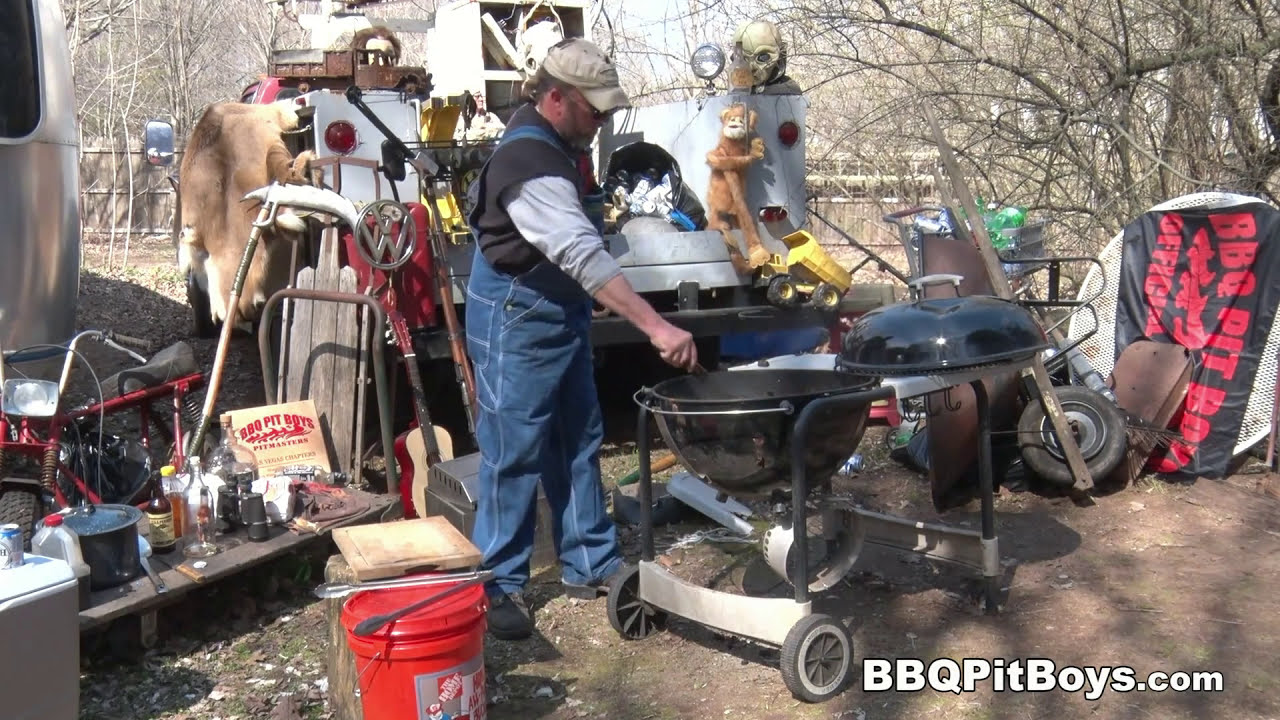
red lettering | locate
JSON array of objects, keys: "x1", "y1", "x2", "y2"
[
  {"x1": 1218, "y1": 307, "x2": 1251, "y2": 337},
  {"x1": 1187, "y1": 229, "x2": 1215, "y2": 287},
  {"x1": 1172, "y1": 274, "x2": 1209, "y2": 348},
  {"x1": 1144, "y1": 272, "x2": 1173, "y2": 301},
  {"x1": 1149, "y1": 260, "x2": 1176, "y2": 278},
  {"x1": 1204, "y1": 351, "x2": 1241, "y2": 380},
  {"x1": 1218, "y1": 270, "x2": 1256, "y2": 298},
  {"x1": 1159, "y1": 212, "x2": 1185, "y2": 234},
  {"x1": 1206, "y1": 333, "x2": 1244, "y2": 353},
  {"x1": 1151, "y1": 248, "x2": 1181, "y2": 268},
  {"x1": 1219, "y1": 241, "x2": 1257, "y2": 270},
  {"x1": 1185, "y1": 383, "x2": 1227, "y2": 417},
  {"x1": 1144, "y1": 306, "x2": 1166, "y2": 336},
  {"x1": 1181, "y1": 413, "x2": 1212, "y2": 444},
  {"x1": 1209, "y1": 212, "x2": 1256, "y2": 240},
  {"x1": 1150, "y1": 440, "x2": 1195, "y2": 473}
]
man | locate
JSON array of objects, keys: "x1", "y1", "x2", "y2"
[{"x1": 464, "y1": 37, "x2": 699, "y2": 640}]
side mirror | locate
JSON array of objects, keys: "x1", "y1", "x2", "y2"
[
  {"x1": 380, "y1": 140, "x2": 408, "y2": 182},
  {"x1": 143, "y1": 119, "x2": 175, "y2": 167}
]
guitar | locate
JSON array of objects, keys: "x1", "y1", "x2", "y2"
[
  {"x1": 393, "y1": 421, "x2": 454, "y2": 519},
  {"x1": 385, "y1": 305, "x2": 452, "y2": 517}
]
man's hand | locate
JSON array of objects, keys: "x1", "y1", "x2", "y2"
[
  {"x1": 593, "y1": 274, "x2": 699, "y2": 371},
  {"x1": 648, "y1": 321, "x2": 698, "y2": 371}
]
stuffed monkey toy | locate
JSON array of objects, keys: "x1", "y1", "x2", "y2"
[{"x1": 705, "y1": 103, "x2": 771, "y2": 270}]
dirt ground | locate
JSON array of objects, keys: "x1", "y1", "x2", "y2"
[{"x1": 73, "y1": 237, "x2": 1280, "y2": 720}]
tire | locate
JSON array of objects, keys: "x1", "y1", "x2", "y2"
[
  {"x1": 780, "y1": 614, "x2": 855, "y2": 703},
  {"x1": 767, "y1": 274, "x2": 798, "y2": 307},
  {"x1": 810, "y1": 282, "x2": 842, "y2": 309},
  {"x1": 0, "y1": 485, "x2": 44, "y2": 550},
  {"x1": 187, "y1": 269, "x2": 217, "y2": 338},
  {"x1": 1017, "y1": 386, "x2": 1128, "y2": 487},
  {"x1": 606, "y1": 565, "x2": 666, "y2": 640}
]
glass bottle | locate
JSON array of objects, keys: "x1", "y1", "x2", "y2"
[
  {"x1": 182, "y1": 455, "x2": 205, "y2": 542},
  {"x1": 161, "y1": 464, "x2": 186, "y2": 539},
  {"x1": 183, "y1": 483, "x2": 219, "y2": 559},
  {"x1": 204, "y1": 416, "x2": 259, "y2": 488},
  {"x1": 145, "y1": 472, "x2": 177, "y2": 554}
]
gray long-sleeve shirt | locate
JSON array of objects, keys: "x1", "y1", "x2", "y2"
[{"x1": 500, "y1": 176, "x2": 623, "y2": 295}]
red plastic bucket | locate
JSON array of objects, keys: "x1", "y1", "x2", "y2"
[{"x1": 342, "y1": 575, "x2": 489, "y2": 720}]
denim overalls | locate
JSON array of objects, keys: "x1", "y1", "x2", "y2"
[{"x1": 463, "y1": 125, "x2": 620, "y2": 598}]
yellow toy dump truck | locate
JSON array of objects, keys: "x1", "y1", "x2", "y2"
[{"x1": 759, "y1": 229, "x2": 853, "y2": 309}]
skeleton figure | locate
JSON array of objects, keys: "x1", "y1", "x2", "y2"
[{"x1": 731, "y1": 19, "x2": 801, "y2": 94}]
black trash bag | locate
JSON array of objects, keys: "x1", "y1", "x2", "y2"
[
  {"x1": 58, "y1": 429, "x2": 154, "y2": 506},
  {"x1": 603, "y1": 141, "x2": 707, "y2": 230}
]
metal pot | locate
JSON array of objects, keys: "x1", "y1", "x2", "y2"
[
  {"x1": 838, "y1": 293, "x2": 1050, "y2": 376},
  {"x1": 638, "y1": 369, "x2": 879, "y2": 497},
  {"x1": 61, "y1": 503, "x2": 143, "y2": 590}
]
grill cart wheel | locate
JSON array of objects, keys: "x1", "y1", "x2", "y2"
[
  {"x1": 1017, "y1": 385, "x2": 1127, "y2": 486},
  {"x1": 767, "y1": 274, "x2": 799, "y2": 306},
  {"x1": 780, "y1": 613, "x2": 855, "y2": 703},
  {"x1": 607, "y1": 565, "x2": 666, "y2": 640}
]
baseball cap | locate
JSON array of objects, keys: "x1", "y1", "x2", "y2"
[{"x1": 540, "y1": 38, "x2": 631, "y2": 114}]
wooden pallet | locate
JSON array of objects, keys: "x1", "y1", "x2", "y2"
[
  {"x1": 280, "y1": 227, "x2": 366, "y2": 476},
  {"x1": 79, "y1": 488, "x2": 395, "y2": 633}
]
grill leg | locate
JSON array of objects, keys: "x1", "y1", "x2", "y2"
[
  {"x1": 970, "y1": 379, "x2": 1000, "y2": 615},
  {"x1": 637, "y1": 400, "x2": 655, "y2": 563}
]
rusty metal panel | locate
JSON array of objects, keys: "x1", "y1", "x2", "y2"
[{"x1": 917, "y1": 234, "x2": 1022, "y2": 510}]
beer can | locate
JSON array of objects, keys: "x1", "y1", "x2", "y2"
[{"x1": 0, "y1": 523, "x2": 24, "y2": 570}]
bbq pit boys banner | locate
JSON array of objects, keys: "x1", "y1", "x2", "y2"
[{"x1": 1114, "y1": 200, "x2": 1280, "y2": 478}]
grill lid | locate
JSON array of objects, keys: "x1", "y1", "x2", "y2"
[{"x1": 838, "y1": 294, "x2": 1051, "y2": 376}]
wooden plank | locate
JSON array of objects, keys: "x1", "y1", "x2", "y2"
[
  {"x1": 480, "y1": 12, "x2": 522, "y2": 70},
  {"x1": 286, "y1": 268, "x2": 317, "y2": 406},
  {"x1": 325, "y1": 554, "x2": 365, "y2": 720},
  {"x1": 310, "y1": 230, "x2": 341, "y2": 468},
  {"x1": 79, "y1": 490, "x2": 396, "y2": 631},
  {"x1": 330, "y1": 266, "x2": 361, "y2": 474},
  {"x1": 331, "y1": 516, "x2": 482, "y2": 581}
]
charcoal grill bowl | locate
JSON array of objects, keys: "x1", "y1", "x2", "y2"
[
  {"x1": 638, "y1": 369, "x2": 879, "y2": 497},
  {"x1": 837, "y1": 294, "x2": 1051, "y2": 376}
]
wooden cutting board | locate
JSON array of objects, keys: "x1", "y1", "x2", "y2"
[{"x1": 332, "y1": 517, "x2": 482, "y2": 581}]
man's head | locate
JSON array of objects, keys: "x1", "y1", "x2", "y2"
[{"x1": 525, "y1": 38, "x2": 630, "y2": 151}]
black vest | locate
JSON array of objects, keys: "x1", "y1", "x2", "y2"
[{"x1": 468, "y1": 103, "x2": 592, "y2": 275}]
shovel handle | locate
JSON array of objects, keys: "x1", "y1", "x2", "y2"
[{"x1": 352, "y1": 572, "x2": 491, "y2": 637}]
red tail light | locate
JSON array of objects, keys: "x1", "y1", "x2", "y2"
[
  {"x1": 324, "y1": 121, "x2": 358, "y2": 154},
  {"x1": 778, "y1": 121, "x2": 800, "y2": 147},
  {"x1": 760, "y1": 206, "x2": 789, "y2": 223}
]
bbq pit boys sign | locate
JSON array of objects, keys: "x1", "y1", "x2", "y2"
[
  {"x1": 1114, "y1": 200, "x2": 1280, "y2": 478},
  {"x1": 224, "y1": 399, "x2": 332, "y2": 474}
]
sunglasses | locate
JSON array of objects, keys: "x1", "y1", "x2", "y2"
[{"x1": 565, "y1": 88, "x2": 613, "y2": 122}]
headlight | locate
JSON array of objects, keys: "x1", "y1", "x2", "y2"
[
  {"x1": 2, "y1": 379, "x2": 60, "y2": 418},
  {"x1": 690, "y1": 43, "x2": 725, "y2": 81}
]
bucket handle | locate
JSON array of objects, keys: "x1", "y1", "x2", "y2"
[
  {"x1": 354, "y1": 651, "x2": 383, "y2": 697},
  {"x1": 352, "y1": 571, "x2": 493, "y2": 637}
]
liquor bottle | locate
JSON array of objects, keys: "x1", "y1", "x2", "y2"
[
  {"x1": 145, "y1": 473, "x2": 177, "y2": 554},
  {"x1": 204, "y1": 416, "x2": 259, "y2": 488},
  {"x1": 161, "y1": 464, "x2": 185, "y2": 539}
]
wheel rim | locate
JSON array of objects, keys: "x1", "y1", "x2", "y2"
[
  {"x1": 1039, "y1": 401, "x2": 1105, "y2": 460},
  {"x1": 615, "y1": 578, "x2": 656, "y2": 639},
  {"x1": 800, "y1": 628, "x2": 850, "y2": 693}
]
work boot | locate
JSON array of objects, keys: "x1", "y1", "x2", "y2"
[
  {"x1": 486, "y1": 591, "x2": 533, "y2": 641},
  {"x1": 563, "y1": 562, "x2": 633, "y2": 601}
]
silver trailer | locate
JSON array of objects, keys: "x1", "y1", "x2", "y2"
[{"x1": 0, "y1": 0, "x2": 81, "y2": 351}]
